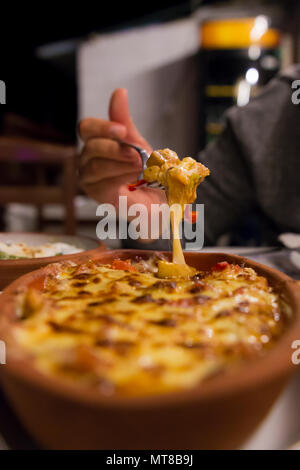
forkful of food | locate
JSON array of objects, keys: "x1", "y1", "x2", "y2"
[
  {"x1": 118, "y1": 139, "x2": 210, "y2": 275},
  {"x1": 114, "y1": 139, "x2": 210, "y2": 196},
  {"x1": 118, "y1": 140, "x2": 210, "y2": 214}
]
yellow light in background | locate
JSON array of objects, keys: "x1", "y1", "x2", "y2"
[{"x1": 201, "y1": 17, "x2": 280, "y2": 49}]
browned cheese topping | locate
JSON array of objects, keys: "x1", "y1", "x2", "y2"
[{"x1": 13, "y1": 257, "x2": 286, "y2": 396}]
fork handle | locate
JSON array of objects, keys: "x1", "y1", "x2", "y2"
[{"x1": 114, "y1": 138, "x2": 149, "y2": 178}]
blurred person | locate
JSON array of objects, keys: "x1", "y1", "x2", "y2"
[{"x1": 79, "y1": 64, "x2": 300, "y2": 248}]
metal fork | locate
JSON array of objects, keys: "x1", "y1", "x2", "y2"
[{"x1": 115, "y1": 138, "x2": 165, "y2": 189}]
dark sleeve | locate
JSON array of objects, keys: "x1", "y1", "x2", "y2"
[
  {"x1": 123, "y1": 72, "x2": 297, "y2": 249},
  {"x1": 196, "y1": 74, "x2": 294, "y2": 245},
  {"x1": 196, "y1": 115, "x2": 255, "y2": 245}
]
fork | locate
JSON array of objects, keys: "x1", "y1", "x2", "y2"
[{"x1": 114, "y1": 138, "x2": 165, "y2": 190}]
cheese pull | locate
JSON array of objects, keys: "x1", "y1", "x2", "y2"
[
  {"x1": 143, "y1": 148, "x2": 210, "y2": 270},
  {"x1": 170, "y1": 204, "x2": 185, "y2": 265}
]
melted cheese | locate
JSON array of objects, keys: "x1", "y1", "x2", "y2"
[
  {"x1": 13, "y1": 259, "x2": 286, "y2": 397},
  {"x1": 143, "y1": 149, "x2": 209, "y2": 276}
]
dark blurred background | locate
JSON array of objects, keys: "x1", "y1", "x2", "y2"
[
  {"x1": 1, "y1": 0, "x2": 299, "y2": 143},
  {"x1": 0, "y1": 0, "x2": 299, "y2": 243}
]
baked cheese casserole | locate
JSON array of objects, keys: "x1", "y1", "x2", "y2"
[{"x1": 13, "y1": 256, "x2": 286, "y2": 396}]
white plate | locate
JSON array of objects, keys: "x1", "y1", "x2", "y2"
[{"x1": 0, "y1": 232, "x2": 99, "y2": 255}]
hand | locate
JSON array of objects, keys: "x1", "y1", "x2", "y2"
[{"x1": 78, "y1": 88, "x2": 166, "y2": 211}]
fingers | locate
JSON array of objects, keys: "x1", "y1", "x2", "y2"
[
  {"x1": 79, "y1": 90, "x2": 153, "y2": 154},
  {"x1": 80, "y1": 157, "x2": 141, "y2": 185},
  {"x1": 79, "y1": 138, "x2": 141, "y2": 167},
  {"x1": 109, "y1": 89, "x2": 132, "y2": 129},
  {"x1": 78, "y1": 117, "x2": 126, "y2": 142},
  {"x1": 109, "y1": 88, "x2": 152, "y2": 153},
  {"x1": 78, "y1": 90, "x2": 153, "y2": 208}
]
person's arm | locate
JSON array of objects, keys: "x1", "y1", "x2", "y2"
[
  {"x1": 79, "y1": 72, "x2": 296, "y2": 249},
  {"x1": 196, "y1": 71, "x2": 297, "y2": 245},
  {"x1": 78, "y1": 88, "x2": 255, "y2": 249}
]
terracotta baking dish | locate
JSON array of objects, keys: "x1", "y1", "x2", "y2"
[
  {"x1": 0, "y1": 249, "x2": 300, "y2": 450},
  {"x1": 0, "y1": 232, "x2": 106, "y2": 289}
]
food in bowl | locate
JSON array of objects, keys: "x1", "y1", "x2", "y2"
[
  {"x1": 143, "y1": 148, "x2": 210, "y2": 209},
  {"x1": 1, "y1": 249, "x2": 299, "y2": 450},
  {"x1": 0, "y1": 241, "x2": 83, "y2": 259},
  {"x1": 0, "y1": 233, "x2": 103, "y2": 290},
  {"x1": 12, "y1": 254, "x2": 287, "y2": 397}
]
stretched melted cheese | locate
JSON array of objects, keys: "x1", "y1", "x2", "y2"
[
  {"x1": 13, "y1": 259, "x2": 285, "y2": 396},
  {"x1": 143, "y1": 149, "x2": 210, "y2": 276}
]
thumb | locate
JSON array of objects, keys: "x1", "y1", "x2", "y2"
[{"x1": 109, "y1": 88, "x2": 151, "y2": 151}]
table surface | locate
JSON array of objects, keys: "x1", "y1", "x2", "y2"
[{"x1": 1, "y1": 247, "x2": 300, "y2": 450}]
